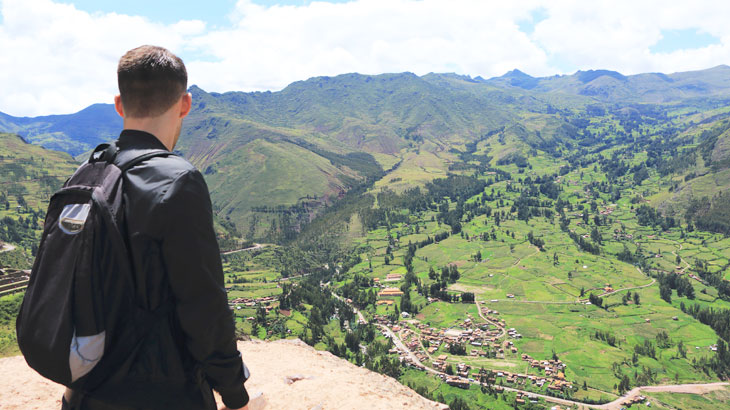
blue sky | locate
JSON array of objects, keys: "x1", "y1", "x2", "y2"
[
  {"x1": 517, "y1": 7, "x2": 548, "y2": 35},
  {"x1": 65, "y1": 0, "x2": 351, "y2": 26},
  {"x1": 66, "y1": 0, "x2": 238, "y2": 26},
  {"x1": 1, "y1": 0, "x2": 729, "y2": 116},
  {"x1": 650, "y1": 28, "x2": 721, "y2": 53},
  {"x1": 65, "y1": 1, "x2": 723, "y2": 56}
]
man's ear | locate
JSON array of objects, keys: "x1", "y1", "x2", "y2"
[
  {"x1": 179, "y1": 92, "x2": 192, "y2": 118},
  {"x1": 114, "y1": 95, "x2": 125, "y2": 118}
]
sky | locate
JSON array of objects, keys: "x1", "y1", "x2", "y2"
[{"x1": 1, "y1": 0, "x2": 729, "y2": 117}]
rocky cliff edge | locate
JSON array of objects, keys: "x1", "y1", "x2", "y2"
[{"x1": 0, "y1": 339, "x2": 449, "y2": 410}]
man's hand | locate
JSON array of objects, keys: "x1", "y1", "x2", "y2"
[{"x1": 218, "y1": 391, "x2": 262, "y2": 410}]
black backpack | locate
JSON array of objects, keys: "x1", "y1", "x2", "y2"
[{"x1": 16, "y1": 142, "x2": 173, "y2": 391}]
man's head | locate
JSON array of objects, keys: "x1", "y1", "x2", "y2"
[
  {"x1": 115, "y1": 45, "x2": 192, "y2": 150},
  {"x1": 117, "y1": 45, "x2": 187, "y2": 118}
]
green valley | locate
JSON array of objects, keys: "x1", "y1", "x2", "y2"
[{"x1": 3, "y1": 66, "x2": 730, "y2": 409}]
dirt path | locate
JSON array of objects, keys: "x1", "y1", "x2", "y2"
[
  {"x1": 221, "y1": 243, "x2": 267, "y2": 255},
  {"x1": 474, "y1": 300, "x2": 505, "y2": 338},
  {"x1": 589, "y1": 266, "x2": 654, "y2": 299},
  {"x1": 0, "y1": 242, "x2": 17, "y2": 253},
  {"x1": 596, "y1": 275, "x2": 656, "y2": 298},
  {"x1": 670, "y1": 242, "x2": 691, "y2": 273},
  {"x1": 592, "y1": 382, "x2": 730, "y2": 410},
  {"x1": 511, "y1": 245, "x2": 541, "y2": 266},
  {"x1": 378, "y1": 325, "x2": 430, "y2": 370},
  {"x1": 488, "y1": 299, "x2": 583, "y2": 304}
]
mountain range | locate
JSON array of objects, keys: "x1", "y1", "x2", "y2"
[
  {"x1": 2, "y1": 65, "x2": 730, "y2": 239},
  {"x1": 486, "y1": 65, "x2": 730, "y2": 103}
]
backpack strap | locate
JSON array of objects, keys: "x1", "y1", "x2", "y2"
[
  {"x1": 73, "y1": 140, "x2": 176, "y2": 395},
  {"x1": 89, "y1": 141, "x2": 175, "y2": 173},
  {"x1": 118, "y1": 149, "x2": 174, "y2": 172}
]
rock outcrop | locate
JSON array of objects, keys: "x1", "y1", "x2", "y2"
[{"x1": 0, "y1": 339, "x2": 448, "y2": 410}]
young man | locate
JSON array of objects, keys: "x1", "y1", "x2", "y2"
[{"x1": 62, "y1": 45, "x2": 250, "y2": 410}]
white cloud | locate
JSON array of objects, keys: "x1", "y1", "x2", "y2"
[
  {"x1": 1, "y1": 0, "x2": 730, "y2": 116},
  {"x1": 532, "y1": 0, "x2": 730, "y2": 74},
  {"x1": 0, "y1": 0, "x2": 204, "y2": 116},
  {"x1": 187, "y1": 0, "x2": 546, "y2": 93}
]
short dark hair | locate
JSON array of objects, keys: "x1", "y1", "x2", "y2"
[{"x1": 117, "y1": 45, "x2": 187, "y2": 118}]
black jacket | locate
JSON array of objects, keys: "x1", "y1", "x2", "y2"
[{"x1": 70, "y1": 130, "x2": 249, "y2": 409}]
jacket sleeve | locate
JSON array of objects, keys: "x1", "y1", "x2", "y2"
[{"x1": 158, "y1": 169, "x2": 250, "y2": 409}]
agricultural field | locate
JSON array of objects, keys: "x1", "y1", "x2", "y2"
[
  {"x1": 331, "y1": 116, "x2": 730, "y2": 408},
  {"x1": 222, "y1": 248, "x2": 286, "y2": 336}
]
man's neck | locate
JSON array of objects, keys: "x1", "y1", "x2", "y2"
[{"x1": 122, "y1": 118, "x2": 175, "y2": 151}]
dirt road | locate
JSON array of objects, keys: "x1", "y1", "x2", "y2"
[
  {"x1": 593, "y1": 382, "x2": 730, "y2": 410},
  {"x1": 220, "y1": 243, "x2": 267, "y2": 255},
  {"x1": 332, "y1": 292, "x2": 367, "y2": 323},
  {"x1": 474, "y1": 300, "x2": 505, "y2": 338}
]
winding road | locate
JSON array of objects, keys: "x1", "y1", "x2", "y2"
[
  {"x1": 474, "y1": 300, "x2": 506, "y2": 338},
  {"x1": 596, "y1": 268, "x2": 656, "y2": 299}
]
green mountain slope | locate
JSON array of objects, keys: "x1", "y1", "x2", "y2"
[
  {"x1": 0, "y1": 132, "x2": 80, "y2": 355},
  {"x1": 649, "y1": 114, "x2": 730, "y2": 225},
  {"x1": 5, "y1": 67, "x2": 730, "y2": 243},
  {"x1": 0, "y1": 104, "x2": 121, "y2": 156},
  {"x1": 174, "y1": 72, "x2": 612, "y2": 236},
  {"x1": 0, "y1": 132, "x2": 79, "y2": 270},
  {"x1": 174, "y1": 74, "x2": 546, "y2": 237}
]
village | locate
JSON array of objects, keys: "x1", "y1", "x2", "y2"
[
  {"x1": 371, "y1": 302, "x2": 575, "y2": 397},
  {"x1": 227, "y1": 295, "x2": 280, "y2": 321},
  {"x1": 355, "y1": 269, "x2": 582, "y2": 400}
]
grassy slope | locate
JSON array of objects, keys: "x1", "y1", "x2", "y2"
[
  {"x1": 650, "y1": 116, "x2": 730, "y2": 216},
  {"x1": 0, "y1": 104, "x2": 121, "y2": 156},
  {"x1": 174, "y1": 74, "x2": 595, "y2": 238},
  {"x1": 209, "y1": 88, "x2": 730, "y2": 406},
  {"x1": 0, "y1": 132, "x2": 78, "y2": 209}
]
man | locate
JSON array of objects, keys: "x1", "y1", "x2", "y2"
[{"x1": 62, "y1": 45, "x2": 250, "y2": 410}]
